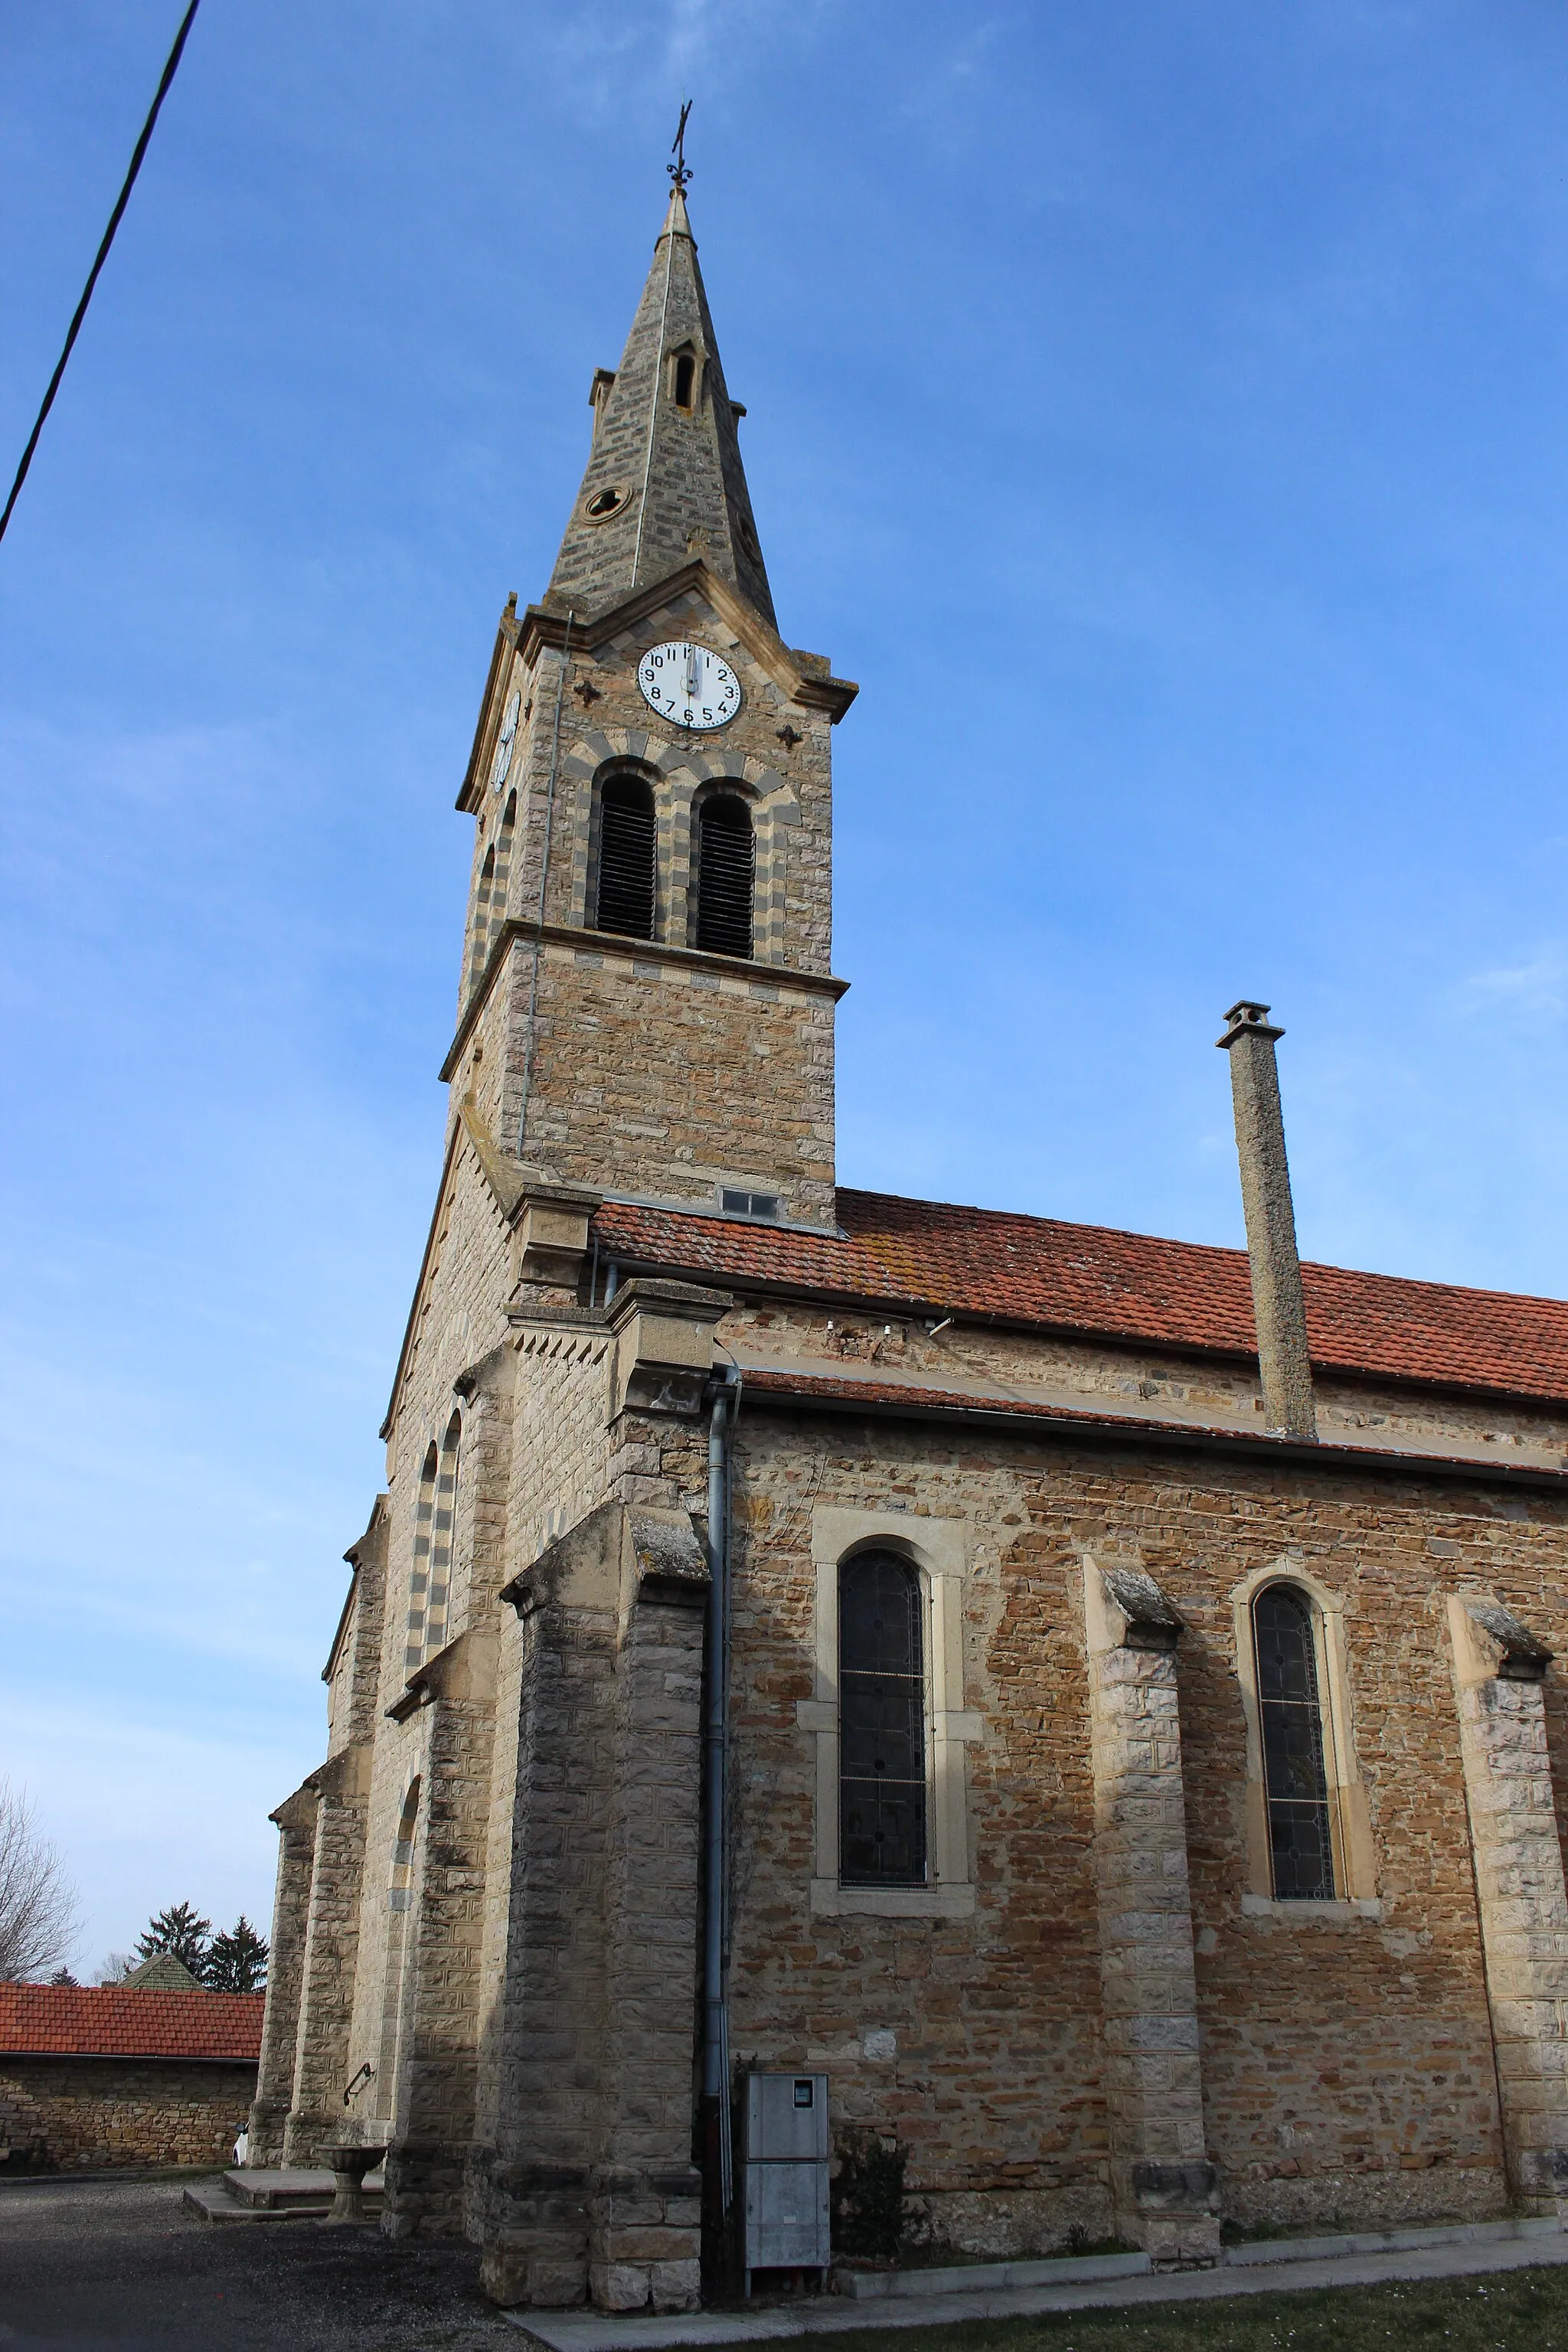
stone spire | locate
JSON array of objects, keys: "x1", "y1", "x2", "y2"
[{"x1": 544, "y1": 181, "x2": 776, "y2": 628}]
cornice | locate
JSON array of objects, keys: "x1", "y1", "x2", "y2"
[
  {"x1": 739, "y1": 1370, "x2": 1568, "y2": 1498},
  {"x1": 439, "y1": 918, "x2": 849, "y2": 1084},
  {"x1": 456, "y1": 600, "x2": 524, "y2": 812},
  {"x1": 518, "y1": 560, "x2": 858, "y2": 723}
]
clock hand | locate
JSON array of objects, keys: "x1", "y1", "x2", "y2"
[{"x1": 685, "y1": 648, "x2": 700, "y2": 698}]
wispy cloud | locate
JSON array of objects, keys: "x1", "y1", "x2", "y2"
[{"x1": 1468, "y1": 950, "x2": 1568, "y2": 1024}]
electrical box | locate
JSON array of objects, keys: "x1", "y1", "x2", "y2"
[{"x1": 741, "y1": 2072, "x2": 830, "y2": 2293}]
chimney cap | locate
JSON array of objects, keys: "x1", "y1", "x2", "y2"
[{"x1": 1217, "y1": 999, "x2": 1283, "y2": 1050}]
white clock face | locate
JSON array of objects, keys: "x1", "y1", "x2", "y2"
[
  {"x1": 637, "y1": 640, "x2": 740, "y2": 730},
  {"x1": 491, "y1": 688, "x2": 521, "y2": 790}
]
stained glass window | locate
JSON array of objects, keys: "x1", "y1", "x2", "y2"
[
  {"x1": 839, "y1": 1550, "x2": 926, "y2": 1886},
  {"x1": 1253, "y1": 1583, "x2": 1336, "y2": 1900}
]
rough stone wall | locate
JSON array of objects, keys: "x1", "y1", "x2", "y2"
[
  {"x1": 1082, "y1": 1564, "x2": 1218, "y2": 2262},
  {"x1": 328, "y1": 1501, "x2": 389, "y2": 1759},
  {"x1": 478, "y1": 1495, "x2": 707, "y2": 2314},
  {"x1": 587, "y1": 1590, "x2": 706, "y2": 2314},
  {"x1": 509, "y1": 942, "x2": 836, "y2": 1229},
  {"x1": 248, "y1": 1787, "x2": 317, "y2": 2165},
  {"x1": 1449, "y1": 1597, "x2": 1568, "y2": 2210},
  {"x1": 453, "y1": 573, "x2": 841, "y2": 1225},
  {"x1": 719, "y1": 1302, "x2": 1568, "y2": 1468},
  {"x1": 707, "y1": 1403, "x2": 1568, "y2": 2251},
  {"x1": 341, "y1": 1140, "x2": 517, "y2": 2138},
  {"x1": 482, "y1": 1571, "x2": 621, "y2": 2303},
  {"x1": 2, "y1": 2059, "x2": 256, "y2": 2171},
  {"x1": 283, "y1": 1746, "x2": 373, "y2": 2166},
  {"x1": 384, "y1": 1628, "x2": 500, "y2": 2236}
]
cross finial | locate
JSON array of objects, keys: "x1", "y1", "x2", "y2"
[{"x1": 668, "y1": 99, "x2": 693, "y2": 193}]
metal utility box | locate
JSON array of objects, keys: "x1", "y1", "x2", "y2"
[{"x1": 741, "y1": 2072, "x2": 830, "y2": 2293}]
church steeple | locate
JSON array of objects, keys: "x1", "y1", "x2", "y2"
[{"x1": 546, "y1": 182, "x2": 776, "y2": 628}]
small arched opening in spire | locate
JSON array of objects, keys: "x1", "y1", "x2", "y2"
[
  {"x1": 671, "y1": 346, "x2": 699, "y2": 413},
  {"x1": 693, "y1": 790, "x2": 754, "y2": 959},
  {"x1": 594, "y1": 775, "x2": 658, "y2": 940}
]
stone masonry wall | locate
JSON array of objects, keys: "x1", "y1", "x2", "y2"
[
  {"x1": 2, "y1": 2058, "x2": 256, "y2": 2171},
  {"x1": 704, "y1": 1402, "x2": 1568, "y2": 2251},
  {"x1": 342, "y1": 1138, "x2": 516, "y2": 2141},
  {"x1": 505, "y1": 940, "x2": 837, "y2": 1230}
]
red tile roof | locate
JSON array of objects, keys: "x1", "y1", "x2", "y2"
[
  {"x1": 0, "y1": 1984, "x2": 265, "y2": 2063},
  {"x1": 593, "y1": 1187, "x2": 1568, "y2": 1408}
]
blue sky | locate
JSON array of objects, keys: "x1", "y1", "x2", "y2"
[{"x1": 2, "y1": 1, "x2": 1565, "y2": 1973}]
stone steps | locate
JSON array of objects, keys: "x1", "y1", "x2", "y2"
[{"x1": 183, "y1": 2166, "x2": 385, "y2": 2223}]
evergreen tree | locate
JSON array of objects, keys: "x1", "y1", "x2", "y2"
[
  {"x1": 135, "y1": 1902, "x2": 211, "y2": 1975},
  {"x1": 205, "y1": 1915, "x2": 268, "y2": 1994}
]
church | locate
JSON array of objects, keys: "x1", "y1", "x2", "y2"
[{"x1": 249, "y1": 163, "x2": 1568, "y2": 2314}]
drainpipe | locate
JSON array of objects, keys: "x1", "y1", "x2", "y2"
[
  {"x1": 701, "y1": 1368, "x2": 737, "y2": 2242},
  {"x1": 1217, "y1": 999, "x2": 1318, "y2": 1441}
]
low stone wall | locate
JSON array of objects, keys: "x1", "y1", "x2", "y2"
[{"x1": 0, "y1": 2056, "x2": 256, "y2": 2172}]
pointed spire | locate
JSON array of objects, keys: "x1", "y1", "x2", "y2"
[{"x1": 545, "y1": 175, "x2": 776, "y2": 627}]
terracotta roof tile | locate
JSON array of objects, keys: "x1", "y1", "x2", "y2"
[
  {"x1": 592, "y1": 1187, "x2": 1568, "y2": 1408},
  {"x1": 0, "y1": 1984, "x2": 264, "y2": 2063}
]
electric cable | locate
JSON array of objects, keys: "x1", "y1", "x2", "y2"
[{"x1": 1, "y1": 0, "x2": 203, "y2": 547}]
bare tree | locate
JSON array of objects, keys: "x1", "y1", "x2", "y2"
[{"x1": 0, "y1": 1782, "x2": 81, "y2": 1982}]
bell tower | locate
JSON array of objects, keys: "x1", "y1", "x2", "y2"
[{"x1": 444, "y1": 172, "x2": 856, "y2": 1233}]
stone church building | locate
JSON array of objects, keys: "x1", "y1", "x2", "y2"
[{"x1": 251, "y1": 172, "x2": 1568, "y2": 2311}]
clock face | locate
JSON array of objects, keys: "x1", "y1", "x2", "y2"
[
  {"x1": 491, "y1": 689, "x2": 521, "y2": 789},
  {"x1": 637, "y1": 640, "x2": 740, "y2": 730}
]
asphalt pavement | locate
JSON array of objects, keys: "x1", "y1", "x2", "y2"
[{"x1": 0, "y1": 2176, "x2": 513, "y2": 2351}]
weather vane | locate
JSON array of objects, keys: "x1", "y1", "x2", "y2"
[{"x1": 669, "y1": 99, "x2": 693, "y2": 194}]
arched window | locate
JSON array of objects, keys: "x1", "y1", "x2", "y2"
[
  {"x1": 694, "y1": 792, "x2": 754, "y2": 959},
  {"x1": 488, "y1": 792, "x2": 516, "y2": 948},
  {"x1": 673, "y1": 351, "x2": 697, "y2": 410},
  {"x1": 389, "y1": 1779, "x2": 420, "y2": 1912},
  {"x1": 1253, "y1": 1583, "x2": 1335, "y2": 1900},
  {"x1": 404, "y1": 1446, "x2": 437, "y2": 1677},
  {"x1": 594, "y1": 776, "x2": 657, "y2": 939},
  {"x1": 838, "y1": 1550, "x2": 926, "y2": 1887},
  {"x1": 469, "y1": 845, "x2": 495, "y2": 989},
  {"x1": 425, "y1": 1413, "x2": 460, "y2": 1661},
  {"x1": 376, "y1": 1776, "x2": 421, "y2": 2122}
]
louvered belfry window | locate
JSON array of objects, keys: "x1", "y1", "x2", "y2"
[
  {"x1": 694, "y1": 793, "x2": 754, "y2": 959},
  {"x1": 1253, "y1": 1583, "x2": 1336, "y2": 1900},
  {"x1": 595, "y1": 776, "x2": 657, "y2": 939},
  {"x1": 839, "y1": 1550, "x2": 927, "y2": 1886}
]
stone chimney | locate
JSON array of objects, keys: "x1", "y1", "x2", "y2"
[{"x1": 1217, "y1": 1001, "x2": 1317, "y2": 1442}]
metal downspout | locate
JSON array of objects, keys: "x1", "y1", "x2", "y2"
[{"x1": 701, "y1": 1370, "x2": 736, "y2": 2240}]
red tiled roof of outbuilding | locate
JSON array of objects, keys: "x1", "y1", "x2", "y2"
[
  {"x1": 591, "y1": 1187, "x2": 1568, "y2": 1408},
  {"x1": 0, "y1": 1983, "x2": 264, "y2": 2063}
]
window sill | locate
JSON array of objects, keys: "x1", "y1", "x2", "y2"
[
  {"x1": 1240, "y1": 1894, "x2": 1383, "y2": 1922},
  {"x1": 811, "y1": 1879, "x2": 975, "y2": 1919}
]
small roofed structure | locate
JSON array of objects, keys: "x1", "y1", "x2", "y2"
[{"x1": 119, "y1": 1952, "x2": 204, "y2": 1991}]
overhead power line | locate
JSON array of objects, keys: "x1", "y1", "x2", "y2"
[{"x1": 0, "y1": 0, "x2": 204, "y2": 547}]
